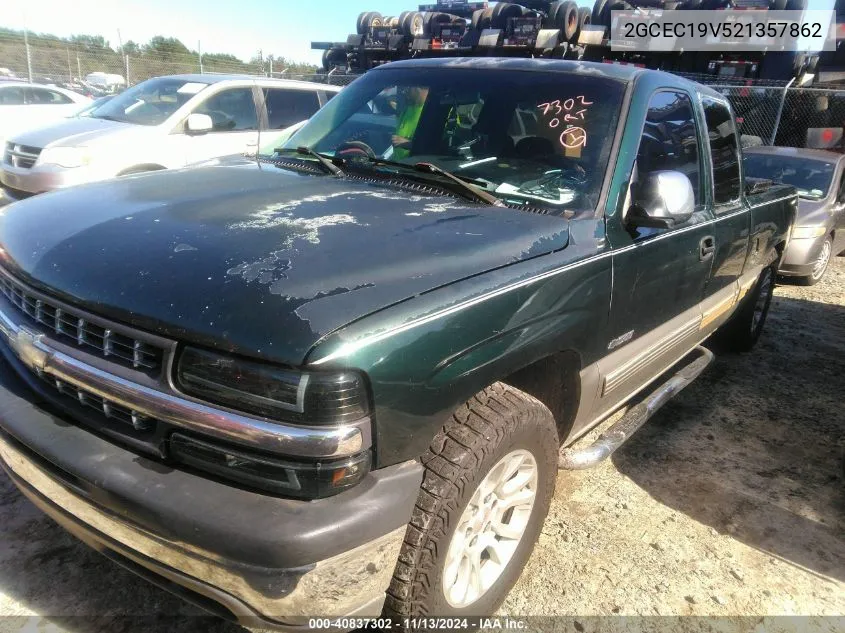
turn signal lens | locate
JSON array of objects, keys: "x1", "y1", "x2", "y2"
[{"x1": 169, "y1": 433, "x2": 370, "y2": 498}]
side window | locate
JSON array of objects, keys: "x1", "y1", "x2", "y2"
[
  {"x1": 263, "y1": 88, "x2": 320, "y2": 129},
  {"x1": 194, "y1": 88, "x2": 258, "y2": 132},
  {"x1": 25, "y1": 88, "x2": 72, "y2": 104},
  {"x1": 634, "y1": 90, "x2": 701, "y2": 206},
  {"x1": 0, "y1": 86, "x2": 26, "y2": 105},
  {"x1": 701, "y1": 96, "x2": 741, "y2": 207}
]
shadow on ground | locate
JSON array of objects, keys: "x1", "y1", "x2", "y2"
[{"x1": 613, "y1": 295, "x2": 845, "y2": 584}]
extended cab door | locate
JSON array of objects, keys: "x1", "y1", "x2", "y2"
[
  {"x1": 176, "y1": 86, "x2": 261, "y2": 165},
  {"x1": 597, "y1": 89, "x2": 715, "y2": 415},
  {"x1": 697, "y1": 95, "x2": 752, "y2": 335}
]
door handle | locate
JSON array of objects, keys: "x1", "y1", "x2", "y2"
[{"x1": 700, "y1": 236, "x2": 716, "y2": 261}]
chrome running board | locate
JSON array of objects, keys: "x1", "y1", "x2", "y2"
[{"x1": 558, "y1": 346, "x2": 714, "y2": 470}]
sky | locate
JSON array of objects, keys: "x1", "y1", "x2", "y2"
[{"x1": 2, "y1": 0, "x2": 837, "y2": 66}]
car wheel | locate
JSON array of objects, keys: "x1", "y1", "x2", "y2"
[
  {"x1": 800, "y1": 235, "x2": 833, "y2": 286},
  {"x1": 715, "y1": 265, "x2": 776, "y2": 353},
  {"x1": 384, "y1": 383, "x2": 558, "y2": 624},
  {"x1": 556, "y1": 1, "x2": 579, "y2": 42},
  {"x1": 591, "y1": 0, "x2": 609, "y2": 26},
  {"x1": 574, "y1": 7, "x2": 592, "y2": 42}
]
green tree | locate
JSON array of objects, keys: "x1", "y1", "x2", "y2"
[{"x1": 145, "y1": 36, "x2": 190, "y2": 56}]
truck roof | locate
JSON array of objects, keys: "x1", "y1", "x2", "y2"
[{"x1": 373, "y1": 58, "x2": 716, "y2": 94}]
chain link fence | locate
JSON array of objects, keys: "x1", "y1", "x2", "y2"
[
  {"x1": 2, "y1": 37, "x2": 844, "y2": 150},
  {"x1": 0, "y1": 35, "x2": 360, "y2": 90}
]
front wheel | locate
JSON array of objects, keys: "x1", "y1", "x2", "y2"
[
  {"x1": 384, "y1": 384, "x2": 558, "y2": 624},
  {"x1": 798, "y1": 235, "x2": 832, "y2": 286}
]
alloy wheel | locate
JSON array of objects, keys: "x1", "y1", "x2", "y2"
[
  {"x1": 811, "y1": 238, "x2": 832, "y2": 282},
  {"x1": 442, "y1": 449, "x2": 538, "y2": 608}
]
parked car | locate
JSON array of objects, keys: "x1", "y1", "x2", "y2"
[
  {"x1": 0, "y1": 74, "x2": 339, "y2": 199},
  {"x1": 0, "y1": 82, "x2": 90, "y2": 146},
  {"x1": 0, "y1": 59, "x2": 795, "y2": 627},
  {"x1": 743, "y1": 146, "x2": 845, "y2": 285}
]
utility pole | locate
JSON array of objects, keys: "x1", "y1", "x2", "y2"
[
  {"x1": 198, "y1": 40, "x2": 203, "y2": 74},
  {"x1": 23, "y1": 26, "x2": 33, "y2": 83},
  {"x1": 117, "y1": 28, "x2": 129, "y2": 83},
  {"x1": 77, "y1": 53, "x2": 82, "y2": 81},
  {"x1": 66, "y1": 48, "x2": 72, "y2": 83}
]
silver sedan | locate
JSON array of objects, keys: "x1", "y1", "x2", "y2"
[{"x1": 744, "y1": 147, "x2": 845, "y2": 285}]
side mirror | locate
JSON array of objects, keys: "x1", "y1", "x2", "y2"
[
  {"x1": 745, "y1": 177, "x2": 773, "y2": 196},
  {"x1": 186, "y1": 113, "x2": 213, "y2": 134},
  {"x1": 627, "y1": 171, "x2": 695, "y2": 230}
]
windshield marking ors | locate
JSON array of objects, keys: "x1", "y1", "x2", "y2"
[{"x1": 538, "y1": 97, "x2": 593, "y2": 148}]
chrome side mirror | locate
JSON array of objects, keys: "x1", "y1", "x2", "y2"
[{"x1": 628, "y1": 170, "x2": 695, "y2": 229}]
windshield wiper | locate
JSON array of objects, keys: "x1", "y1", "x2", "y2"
[
  {"x1": 362, "y1": 157, "x2": 504, "y2": 207},
  {"x1": 276, "y1": 147, "x2": 345, "y2": 177}
]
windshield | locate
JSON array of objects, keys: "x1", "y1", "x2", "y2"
[
  {"x1": 72, "y1": 95, "x2": 113, "y2": 118},
  {"x1": 90, "y1": 77, "x2": 209, "y2": 126},
  {"x1": 743, "y1": 153, "x2": 835, "y2": 199},
  {"x1": 259, "y1": 121, "x2": 307, "y2": 156},
  {"x1": 282, "y1": 67, "x2": 625, "y2": 212}
]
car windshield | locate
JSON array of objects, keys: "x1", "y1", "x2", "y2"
[
  {"x1": 90, "y1": 77, "x2": 209, "y2": 126},
  {"x1": 71, "y1": 95, "x2": 113, "y2": 118},
  {"x1": 281, "y1": 67, "x2": 625, "y2": 212},
  {"x1": 743, "y1": 153, "x2": 835, "y2": 199}
]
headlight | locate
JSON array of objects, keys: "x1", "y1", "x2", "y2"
[
  {"x1": 37, "y1": 146, "x2": 90, "y2": 168},
  {"x1": 176, "y1": 346, "x2": 371, "y2": 425},
  {"x1": 791, "y1": 226, "x2": 827, "y2": 239}
]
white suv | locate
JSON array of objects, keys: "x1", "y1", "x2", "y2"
[{"x1": 0, "y1": 74, "x2": 339, "y2": 199}]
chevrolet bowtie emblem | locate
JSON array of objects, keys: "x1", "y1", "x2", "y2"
[{"x1": 10, "y1": 327, "x2": 48, "y2": 372}]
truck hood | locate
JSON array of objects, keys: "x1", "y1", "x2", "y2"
[
  {"x1": 0, "y1": 164, "x2": 569, "y2": 365},
  {"x1": 7, "y1": 116, "x2": 136, "y2": 149}
]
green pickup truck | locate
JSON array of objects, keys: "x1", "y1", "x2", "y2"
[{"x1": 0, "y1": 59, "x2": 795, "y2": 628}]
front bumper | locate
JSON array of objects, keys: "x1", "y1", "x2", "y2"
[
  {"x1": 0, "y1": 162, "x2": 95, "y2": 196},
  {"x1": 0, "y1": 358, "x2": 422, "y2": 627},
  {"x1": 778, "y1": 235, "x2": 827, "y2": 277}
]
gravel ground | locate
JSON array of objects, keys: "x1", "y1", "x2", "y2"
[{"x1": 0, "y1": 257, "x2": 843, "y2": 633}]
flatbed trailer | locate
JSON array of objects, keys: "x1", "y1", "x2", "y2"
[{"x1": 312, "y1": 0, "x2": 817, "y2": 83}]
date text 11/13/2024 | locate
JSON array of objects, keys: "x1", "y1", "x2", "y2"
[{"x1": 307, "y1": 617, "x2": 529, "y2": 630}]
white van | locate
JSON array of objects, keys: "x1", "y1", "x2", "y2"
[{"x1": 1, "y1": 74, "x2": 339, "y2": 199}]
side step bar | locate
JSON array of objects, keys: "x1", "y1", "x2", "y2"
[{"x1": 558, "y1": 346, "x2": 714, "y2": 470}]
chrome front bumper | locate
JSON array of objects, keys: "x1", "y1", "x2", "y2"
[
  {"x1": 0, "y1": 163, "x2": 95, "y2": 195},
  {"x1": 0, "y1": 432, "x2": 406, "y2": 627}
]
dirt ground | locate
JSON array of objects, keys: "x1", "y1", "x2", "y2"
[{"x1": 0, "y1": 258, "x2": 842, "y2": 633}]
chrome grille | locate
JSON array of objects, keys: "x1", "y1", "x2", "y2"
[
  {"x1": 38, "y1": 371, "x2": 153, "y2": 431},
  {"x1": 0, "y1": 273, "x2": 163, "y2": 372},
  {"x1": 4, "y1": 142, "x2": 41, "y2": 169}
]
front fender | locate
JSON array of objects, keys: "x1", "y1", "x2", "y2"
[{"x1": 306, "y1": 218, "x2": 612, "y2": 467}]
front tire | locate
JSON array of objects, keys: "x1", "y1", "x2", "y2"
[{"x1": 384, "y1": 383, "x2": 558, "y2": 624}]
